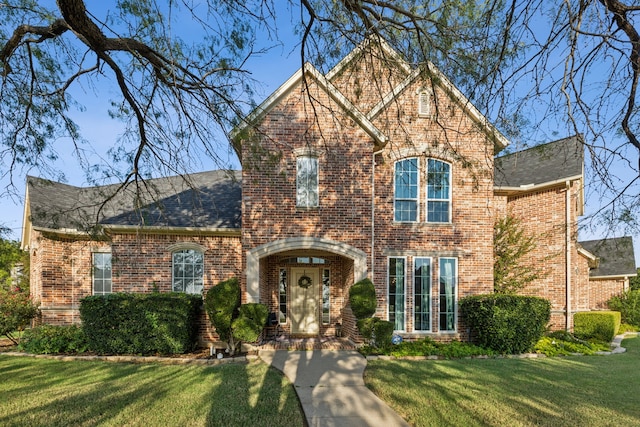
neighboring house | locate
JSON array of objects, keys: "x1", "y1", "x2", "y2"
[
  {"x1": 578, "y1": 237, "x2": 637, "y2": 309},
  {"x1": 21, "y1": 37, "x2": 637, "y2": 344}
]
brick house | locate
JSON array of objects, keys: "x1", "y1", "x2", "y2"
[{"x1": 21, "y1": 37, "x2": 636, "y2": 344}]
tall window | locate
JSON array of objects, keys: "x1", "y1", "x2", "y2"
[
  {"x1": 172, "y1": 249, "x2": 204, "y2": 294},
  {"x1": 92, "y1": 253, "x2": 112, "y2": 295},
  {"x1": 394, "y1": 158, "x2": 419, "y2": 222},
  {"x1": 297, "y1": 156, "x2": 319, "y2": 207},
  {"x1": 279, "y1": 268, "x2": 287, "y2": 324},
  {"x1": 322, "y1": 269, "x2": 330, "y2": 325},
  {"x1": 388, "y1": 257, "x2": 406, "y2": 331},
  {"x1": 418, "y1": 90, "x2": 431, "y2": 115},
  {"x1": 439, "y1": 258, "x2": 457, "y2": 332},
  {"x1": 427, "y1": 159, "x2": 451, "y2": 223},
  {"x1": 414, "y1": 258, "x2": 432, "y2": 331}
]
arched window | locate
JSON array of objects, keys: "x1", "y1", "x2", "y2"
[
  {"x1": 394, "y1": 158, "x2": 419, "y2": 222},
  {"x1": 426, "y1": 159, "x2": 451, "y2": 223},
  {"x1": 172, "y1": 249, "x2": 204, "y2": 294}
]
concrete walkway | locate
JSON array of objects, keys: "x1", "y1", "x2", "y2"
[{"x1": 259, "y1": 349, "x2": 409, "y2": 427}]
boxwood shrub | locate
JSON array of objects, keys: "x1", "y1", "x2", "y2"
[
  {"x1": 460, "y1": 294, "x2": 550, "y2": 354},
  {"x1": 349, "y1": 278, "x2": 377, "y2": 320},
  {"x1": 356, "y1": 317, "x2": 394, "y2": 349},
  {"x1": 573, "y1": 311, "x2": 620, "y2": 342},
  {"x1": 80, "y1": 292, "x2": 202, "y2": 355},
  {"x1": 18, "y1": 324, "x2": 89, "y2": 354}
]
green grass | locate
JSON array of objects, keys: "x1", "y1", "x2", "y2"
[
  {"x1": 364, "y1": 336, "x2": 640, "y2": 426},
  {"x1": 0, "y1": 357, "x2": 304, "y2": 427}
]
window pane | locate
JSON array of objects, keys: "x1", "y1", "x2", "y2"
[
  {"x1": 172, "y1": 249, "x2": 204, "y2": 294},
  {"x1": 414, "y1": 258, "x2": 431, "y2": 331},
  {"x1": 297, "y1": 157, "x2": 319, "y2": 207},
  {"x1": 322, "y1": 269, "x2": 330, "y2": 325},
  {"x1": 279, "y1": 269, "x2": 287, "y2": 324},
  {"x1": 388, "y1": 258, "x2": 405, "y2": 331},
  {"x1": 394, "y1": 159, "x2": 418, "y2": 222},
  {"x1": 439, "y1": 258, "x2": 457, "y2": 332},
  {"x1": 427, "y1": 159, "x2": 451, "y2": 223},
  {"x1": 93, "y1": 253, "x2": 112, "y2": 295}
]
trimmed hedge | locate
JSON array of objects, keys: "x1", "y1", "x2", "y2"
[
  {"x1": 18, "y1": 324, "x2": 89, "y2": 354},
  {"x1": 232, "y1": 303, "x2": 269, "y2": 343},
  {"x1": 80, "y1": 292, "x2": 202, "y2": 355},
  {"x1": 204, "y1": 277, "x2": 241, "y2": 344},
  {"x1": 573, "y1": 311, "x2": 620, "y2": 342},
  {"x1": 460, "y1": 294, "x2": 550, "y2": 354},
  {"x1": 349, "y1": 278, "x2": 377, "y2": 319},
  {"x1": 356, "y1": 317, "x2": 394, "y2": 349}
]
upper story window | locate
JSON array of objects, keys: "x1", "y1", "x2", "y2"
[
  {"x1": 92, "y1": 252, "x2": 112, "y2": 295},
  {"x1": 394, "y1": 158, "x2": 419, "y2": 222},
  {"x1": 418, "y1": 90, "x2": 431, "y2": 116},
  {"x1": 427, "y1": 159, "x2": 451, "y2": 223},
  {"x1": 172, "y1": 249, "x2": 204, "y2": 294},
  {"x1": 296, "y1": 156, "x2": 319, "y2": 208},
  {"x1": 393, "y1": 157, "x2": 451, "y2": 223}
]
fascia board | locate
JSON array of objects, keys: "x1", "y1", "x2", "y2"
[
  {"x1": 307, "y1": 66, "x2": 387, "y2": 145},
  {"x1": 494, "y1": 175, "x2": 583, "y2": 195},
  {"x1": 424, "y1": 62, "x2": 510, "y2": 149},
  {"x1": 20, "y1": 185, "x2": 31, "y2": 250}
]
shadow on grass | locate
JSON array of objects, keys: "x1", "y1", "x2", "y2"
[
  {"x1": 0, "y1": 357, "x2": 304, "y2": 427},
  {"x1": 364, "y1": 337, "x2": 640, "y2": 427}
]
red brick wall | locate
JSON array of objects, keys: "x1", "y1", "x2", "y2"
[
  {"x1": 28, "y1": 229, "x2": 241, "y2": 344},
  {"x1": 240, "y1": 46, "x2": 496, "y2": 340},
  {"x1": 589, "y1": 278, "x2": 627, "y2": 310},
  {"x1": 502, "y1": 182, "x2": 583, "y2": 330}
]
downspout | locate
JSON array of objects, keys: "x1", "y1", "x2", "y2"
[
  {"x1": 371, "y1": 148, "x2": 384, "y2": 283},
  {"x1": 565, "y1": 181, "x2": 571, "y2": 331}
]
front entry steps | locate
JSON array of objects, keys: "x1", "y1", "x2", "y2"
[{"x1": 259, "y1": 336, "x2": 357, "y2": 350}]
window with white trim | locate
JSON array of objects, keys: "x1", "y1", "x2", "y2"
[
  {"x1": 418, "y1": 90, "x2": 431, "y2": 115},
  {"x1": 172, "y1": 249, "x2": 204, "y2": 294},
  {"x1": 296, "y1": 156, "x2": 319, "y2": 208},
  {"x1": 394, "y1": 158, "x2": 419, "y2": 222},
  {"x1": 279, "y1": 268, "x2": 287, "y2": 324},
  {"x1": 414, "y1": 257, "x2": 432, "y2": 332},
  {"x1": 322, "y1": 269, "x2": 330, "y2": 325},
  {"x1": 439, "y1": 258, "x2": 457, "y2": 332},
  {"x1": 92, "y1": 253, "x2": 112, "y2": 295},
  {"x1": 388, "y1": 257, "x2": 406, "y2": 331},
  {"x1": 427, "y1": 159, "x2": 451, "y2": 223}
]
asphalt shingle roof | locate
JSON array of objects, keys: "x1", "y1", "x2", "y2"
[
  {"x1": 27, "y1": 170, "x2": 241, "y2": 231},
  {"x1": 495, "y1": 135, "x2": 584, "y2": 188},
  {"x1": 579, "y1": 236, "x2": 637, "y2": 278}
]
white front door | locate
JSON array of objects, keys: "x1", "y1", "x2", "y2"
[{"x1": 290, "y1": 268, "x2": 319, "y2": 334}]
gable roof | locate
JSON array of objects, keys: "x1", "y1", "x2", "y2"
[
  {"x1": 232, "y1": 35, "x2": 509, "y2": 156},
  {"x1": 494, "y1": 135, "x2": 584, "y2": 189},
  {"x1": 23, "y1": 170, "x2": 241, "y2": 243},
  {"x1": 579, "y1": 236, "x2": 637, "y2": 278}
]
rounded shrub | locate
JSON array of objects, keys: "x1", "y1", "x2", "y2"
[
  {"x1": 232, "y1": 303, "x2": 269, "y2": 343},
  {"x1": 349, "y1": 278, "x2": 377, "y2": 319},
  {"x1": 460, "y1": 294, "x2": 551, "y2": 354},
  {"x1": 573, "y1": 311, "x2": 620, "y2": 342},
  {"x1": 204, "y1": 277, "x2": 241, "y2": 344}
]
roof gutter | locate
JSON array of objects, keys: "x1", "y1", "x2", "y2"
[
  {"x1": 32, "y1": 224, "x2": 241, "y2": 238},
  {"x1": 493, "y1": 174, "x2": 583, "y2": 196}
]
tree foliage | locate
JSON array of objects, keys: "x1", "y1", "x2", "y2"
[
  {"x1": 1, "y1": 0, "x2": 639, "y2": 236},
  {"x1": 630, "y1": 268, "x2": 640, "y2": 291},
  {"x1": 0, "y1": 231, "x2": 27, "y2": 290},
  {"x1": 0, "y1": 287, "x2": 39, "y2": 344},
  {"x1": 494, "y1": 214, "x2": 543, "y2": 294}
]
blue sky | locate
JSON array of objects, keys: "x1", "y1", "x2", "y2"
[{"x1": 0, "y1": 2, "x2": 638, "y2": 266}]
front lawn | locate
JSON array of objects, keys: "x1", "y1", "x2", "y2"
[
  {"x1": 0, "y1": 357, "x2": 304, "y2": 427},
  {"x1": 365, "y1": 336, "x2": 640, "y2": 426}
]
